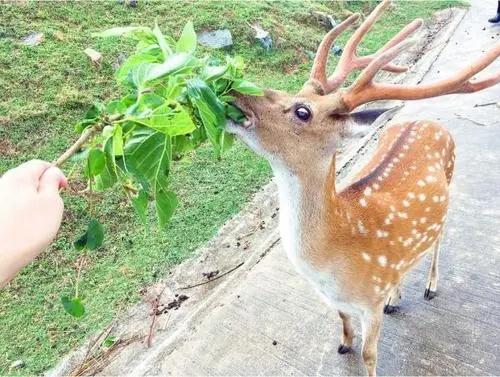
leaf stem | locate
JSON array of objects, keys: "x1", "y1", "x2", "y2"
[{"x1": 53, "y1": 125, "x2": 102, "y2": 167}]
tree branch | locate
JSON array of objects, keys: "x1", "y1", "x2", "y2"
[{"x1": 53, "y1": 125, "x2": 101, "y2": 167}]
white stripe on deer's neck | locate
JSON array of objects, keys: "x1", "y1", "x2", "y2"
[
  {"x1": 271, "y1": 161, "x2": 303, "y2": 271},
  {"x1": 271, "y1": 160, "x2": 362, "y2": 316}
]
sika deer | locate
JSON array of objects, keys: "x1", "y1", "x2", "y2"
[{"x1": 227, "y1": 1, "x2": 500, "y2": 375}]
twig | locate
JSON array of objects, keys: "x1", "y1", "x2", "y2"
[
  {"x1": 72, "y1": 321, "x2": 116, "y2": 377},
  {"x1": 147, "y1": 303, "x2": 158, "y2": 348},
  {"x1": 178, "y1": 261, "x2": 245, "y2": 290},
  {"x1": 473, "y1": 101, "x2": 496, "y2": 108},
  {"x1": 146, "y1": 285, "x2": 167, "y2": 348},
  {"x1": 53, "y1": 125, "x2": 100, "y2": 167},
  {"x1": 454, "y1": 112, "x2": 490, "y2": 127}
]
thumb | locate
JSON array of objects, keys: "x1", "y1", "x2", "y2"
[{"x1": 38, "y1": 166, "x2": 68, "y2": 194}]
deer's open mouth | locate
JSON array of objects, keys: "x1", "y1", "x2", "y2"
[{"x1": 228, "y1": 102, "x2": 257, "y2": 131}]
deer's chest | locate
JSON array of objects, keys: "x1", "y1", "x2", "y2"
[{"x1": 275, "y1": 169, "x2": 361, "y2": 315}]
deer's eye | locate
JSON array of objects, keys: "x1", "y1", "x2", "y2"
[{"x1": 294, "y1": 106, "x2": 311, "y2": 122}]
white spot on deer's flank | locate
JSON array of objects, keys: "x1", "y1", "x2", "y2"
[
  {"x1": 372, "y1": 183, "x2": 380, "y2": 190},
  {"x1": 418, "y1": 193, "x2": 426, "y2": 201},
  {"x1": 358, "y1": 220, "x2": 368, "y2": 234},
  {"x1": 364, "y1": 187, "x2": 372, "y2": 196},
  {"x1": 420, "y1": 217, "x2": 427, "y2": 224},
  {"x1": 426, "y1": 175, "x2": 437, "y2": 183},
  {"x1": 398, "y1": 212, "x2": 408, "y2": 219},
  {"x1": 402, "y1": 200, "x2": 410, "y2": 207},
  {"x1": 378, "y1": 255, "x2": 388, "y2": 267},
  {"x1": 408, "y1": 192, "x2": 416, "y2": 199},
  {"x1": 417, "y1": 180, "x2": 426, "y2": 187},
  {"x1": 376, "y1": 230, "x2": 389, "y2": 238},
  {"x1": 362, "y1": 252, "x2": 371, "y2": 262},
  {"x1": 432, "y1": 195, "x2": 439, "y2": 202}
]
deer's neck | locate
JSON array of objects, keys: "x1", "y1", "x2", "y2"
[{"x1": 272, "y1": 155, "x2": 340, "y2": 272}]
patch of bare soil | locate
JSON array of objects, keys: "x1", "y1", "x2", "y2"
[{"x1": 0, "y1": 139, "x2": 19, "y2": 157}]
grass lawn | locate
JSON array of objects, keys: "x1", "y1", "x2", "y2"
[{"x1": 0, "y1": 1, "x2": 465, "y2": 374}]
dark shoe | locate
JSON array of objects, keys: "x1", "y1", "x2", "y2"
[{"x1": 488, "y1": 13, "x2": 500, "y2": 23}]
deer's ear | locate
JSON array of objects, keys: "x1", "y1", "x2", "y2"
[
  {"x1": 331, "y1": 106, "x2": 402, "y2": 139},
  {"x1": 348, "y1": 108, "x2": 393, "y2": 125}
]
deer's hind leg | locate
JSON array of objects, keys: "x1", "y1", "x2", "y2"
[
  {"x1": 383, "y1": 283, "x2": 402, "y2": 314},
  {"x1": 424, "y1": 237, "x2": 441, "y2": 300},
  {"x1": 337, "y1": 311, "x2": 354, "y2": 354}
]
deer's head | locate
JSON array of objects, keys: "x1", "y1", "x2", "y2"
[{"x1": 227, "y1": 0, "x2": 500, "y2": 175}]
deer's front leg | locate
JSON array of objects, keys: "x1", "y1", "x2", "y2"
[
  {"x1": 338, "y1": 311, "x2": 354, "y2": 354},
  {"x1": 361, "y1": 309, "x2": 383, "y2": 376}
]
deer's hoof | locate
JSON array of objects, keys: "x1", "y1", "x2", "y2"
[
  {"x1": 383, "y1": 304, "x2": 399, "y2": 314},
  {"x1": 424, "y1": 288, "x2": 437, "y2": 300},
  {"x1": 337, "y1": 344, "x2": 352, "y2": 354}
]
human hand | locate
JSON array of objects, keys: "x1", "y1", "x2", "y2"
[{"x1": 0, "y1": 160, "x2": 67, "y2": 288}]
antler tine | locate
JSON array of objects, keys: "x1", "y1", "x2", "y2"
[
  {"x1": 325, "y1": 0, "x2": 392, "y2": 92},
  {"x1": 351, "y1": 39, "x2": 417, "y2": 92},
  {"x1": 308, "y1": 13, "x2": 360, "y2": 89},
  {"x1": 340, "y1": 42, "x2": 500, "y2": 111},
  {"x1": 453, "y1": 70, "x2": 500, "y2": 93},
  {"x1": 354, "y1": 18, "x2": 423, "y2": 73}
]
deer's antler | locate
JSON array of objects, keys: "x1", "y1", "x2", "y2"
[
  {"x1": 306, "y1": 0, "x2": 422, "y2": 94},
  {"x1": 339, "y1": 40, "x2": 500, "y2": 112}
]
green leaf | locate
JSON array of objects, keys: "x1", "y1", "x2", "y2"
[
  {"x1": 84, "y1": 103, "x2": 103, "y2": 120},
  {"x1": 75, "y1": 103, "x2": 103, "y2": 133},
  {"x1": 87, "y1": 219, "x2": 105, "y2": 250},
  {"x1": 127, "y1": 54, "x2": 194, "y2": 89},
  {"x1": 127, "y1": 62, "x2": 155, "y2": 90},
  {"x1": 225, "y1": 103, "x2": 246, "y2": 123},
  {"x1": 125, "y1": 128, "x2": 171, "y2": 191},
  {"x1": 95, "y1": 138, "x2": 118, "y2": 190},
  {"x1": 145, "y1": 53, "x2": 195, "y2": 82},
  {"x1": 106, "y1": 100, "x2": 127, "y2": 115},
  {"x1": 186, "y1": 78, "x2": 226, "y2": 156},
  {"x1": 116, "y1": 52, "x2": 160, "y2": 86},
  {"x1": 202, "y1": 65, "x2": 227, "y2": 82},
  {"x1": 113, "y1": 125, "x2": 124, "y2": 156},
  {"x1": 74, "y1": 219, "x2": 105, "y2": 251},
  {"x1": 176, "y1": 21, "x2": 197, "y2": 54},
  {"x1": 75, "y1": 119, "x2": 95, "y2": 133},
  {"x1": 102, "y1": 336, "x2": 118, "y2": 348},
  {"x1": 155, "y1": 189, "x2": 177, "y2": 229},
  {"x1": 153, "y1": 22, "x2": 172, "y2": 58},
  {"x1": 84, "y1": 149, "x2": 105, "y2": 178},
  {"x1": 61, "y1": 296, "x2": 85, "y2": 318},
  {"x1": 220, "y1": 131, "x2": 234, "y2": 153},
  {"x1": 132, "y1": 190, "x2": 149, "y2": 223},
  {"x1": 92, "y1": 26, "x2": 152, "y2": 38},
  {"x1": 130, "y1": 103, "x2": 196, "y2": 136},
  {"x1": 231, "y1": 79, "x2": 263, "y2": 96}
]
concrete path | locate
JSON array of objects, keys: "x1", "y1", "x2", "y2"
[
  {"x1": 129, "y1": 2, "x2": 500, "y2": 375},
  {"x1": 51, "y1": 2, "x2": 499, "y2": 376}
]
